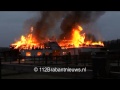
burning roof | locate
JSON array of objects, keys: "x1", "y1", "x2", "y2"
[
  {"x1": 10, "y1": 25, "x2": 104, "y2": 50},
  {"x1": 58, "y1": 25, "x2": 104, "y2": 48},
  {"x1": 10, "y1": 27, "x2": 43, "y2": 50}
]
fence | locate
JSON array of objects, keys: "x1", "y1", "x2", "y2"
[
  {"x1": 1, "y1": 52, "x2": 120, "y2": 72},
  {"x1": 1, "y1": 52, "x2": 92, "y2": 66},
  {"x1": 1, "y1": 51, "x2": 120, "y2": 79}
]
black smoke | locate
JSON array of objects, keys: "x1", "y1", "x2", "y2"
[
  {"x1": 27, "y1": 11, "x2": 105, "y2": 41},
  {"x1": 33, "y1": 11, "x2": 65, "y2": 41},
  {"x1": 60, "y1": 11, "x2": 105, "y2": 40}
]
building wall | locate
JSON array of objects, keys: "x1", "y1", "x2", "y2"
[
  {"x1": 60, "y1": 47, "x2": 102, "y2": 55},
  {"x1": 20, "y1": 47, "x2": 104, "y2": 56},
  {"x1": 20, "y1": 49, "x2": 53, "y2": 56}
]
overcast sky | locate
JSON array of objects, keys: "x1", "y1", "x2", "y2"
[{"x1": 0, "y1": 11, "x2": 120, "y2": 47}]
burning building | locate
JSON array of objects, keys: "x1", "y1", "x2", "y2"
[
  {"x1": 10, "y1": 25, "x2": 104, "y2": 57},
  {"x1": 58, "y1": 25, "x2": 104, "y2": 48},
  {"x1": 10, "y1": 27, "x2": 61, "y2": 57},
  {"x1": 10, "y1": 11, "x2": 106, "y2": 57},
  {"x1": 58, "y1": 25, "x2": 105, "y2": 55}
]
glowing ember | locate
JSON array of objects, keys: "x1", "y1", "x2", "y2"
[{"x1": 91, "y1": 41, "x2": 104, "y2": 46}]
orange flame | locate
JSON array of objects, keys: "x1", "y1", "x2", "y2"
[
  {"x1": 11, "y1": 27, "x2": 42, "y2": 50},
  {"x1": 59, "y1": 25, "x2": 104, "y2": 48},
  {"x1": 11, "y1": 25, "x2": 104, "y2": 50},
  {"x1": 71, "y1": 26, "x2": 85, "y2": 47}
]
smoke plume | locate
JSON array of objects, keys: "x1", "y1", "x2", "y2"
[
  {"x1": 33, "y1": 11, "x2": 65, "y2": 41},
  {"x1": 60, "y1": 11, "x2": 105, "y2": 40},
  {"x1": 26, "y1": 11, "x2": 105, "y2": 41}
]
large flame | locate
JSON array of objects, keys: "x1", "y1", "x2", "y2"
[
  {"x1": 11, "y1": 27, "x2": 43, "y2": 50},
  {"x1": 71, "y1": 26, "x2": 85, "y2": 47},
  {"x1": 59, "y1": 25, "x2": 104, "y2": 48},
  {"x1": 11, "y1": 25, "x2": 104, "y2": 50}
]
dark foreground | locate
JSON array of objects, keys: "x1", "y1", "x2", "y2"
[
  {"x1": 1, "y1": 69, "x2": 93, "y2": 79},
  {"x1": 1, "y1": 69, "x2": 69, "y2": 79},
  {"x1": 2, "y1": 69, "x2": 120, "y2": 79},
  {"x1": 1, "y1": 50, "x2": 120, "y2": 79}
]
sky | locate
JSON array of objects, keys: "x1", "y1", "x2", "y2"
[{"x1": 0, "y1": 11, "x2": 120, "y2": 47}]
